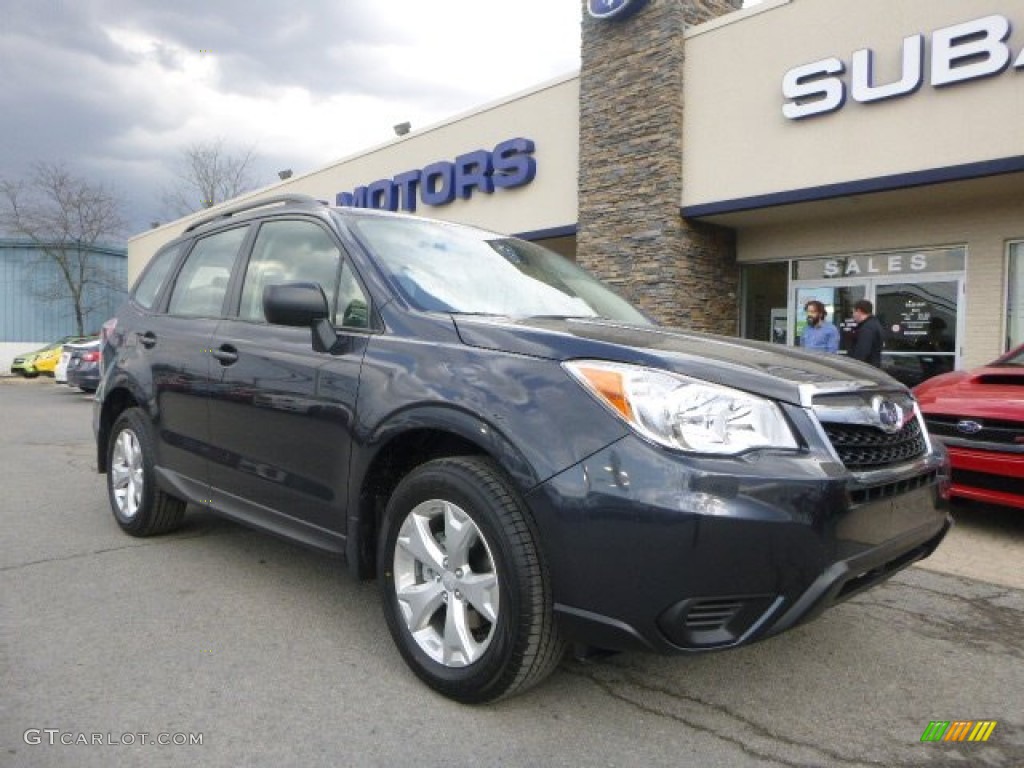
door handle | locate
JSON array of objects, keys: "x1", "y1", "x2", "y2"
[
  {"x1": 138, "y1": 331, "x2": 157, "y2": 349},
  {"x1": 211, "y1": 345, "x2": 238, "y2": 365}
]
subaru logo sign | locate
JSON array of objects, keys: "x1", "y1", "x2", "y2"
[
  {"x1": 587, "y1": 0, "x2": 648, "y2": 21},
  {"x1": 873, "y1": 397, "x2": 904, "y2": 434},
  {"x1": 956, "y1": 420, "x2": 983, "y2": 435}
]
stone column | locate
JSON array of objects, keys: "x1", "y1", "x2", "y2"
[{"x1": 577, "y1": 0, "x2": 742, "y2": 334}]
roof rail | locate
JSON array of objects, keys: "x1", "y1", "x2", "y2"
[{"x1": 184, "y1": 194, "x2": 327, "y2": 233}]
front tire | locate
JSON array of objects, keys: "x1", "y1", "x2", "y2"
[
  {"x1": 378, "y1": 457, "x2": 564, "y2": 703},
  {"x1": 106, "y1": 408, "x2": 186, "y2": 536}
]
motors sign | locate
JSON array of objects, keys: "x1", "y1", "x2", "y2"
[
  {"x1": 783, "y1": 14, "x2": 1024, "y2": 120},
  {"x1": 335, "y1": 138, "x2": 536, "y2": 212}
]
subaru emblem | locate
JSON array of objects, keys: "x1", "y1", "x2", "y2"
[
  {"x1": 587, "y1": 0, "x2": 649, "y2": 21},
  {"x1": 956, "y1": 420, "x2": 983, "y2": 435},
  {"x1": 874, "y1": 398, "x2": 903, "y2": 434}
]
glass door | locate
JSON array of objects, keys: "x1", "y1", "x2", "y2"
[
  {"x1": 793, "y1": 284, "x2": 866, "y2": 351},
  {"x1": 790, "y1": 277, "x2": 962, "y2": 387},
  {"x1": 780, "y1": 247, "x2": 966, "y2": 385},
  {"x1": 874, "y1": 280, "x2": 959, "y2": 387}
]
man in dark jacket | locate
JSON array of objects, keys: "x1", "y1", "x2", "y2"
[{"x1": 849, "y1": 299, "x2": 884, "y2": 367}]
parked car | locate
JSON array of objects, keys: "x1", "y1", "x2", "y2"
[
  {"x1": 66, "y1": 339, "x2": 103, "y2": 392},
  {"x1": 55, "y1": 337, "x2": 100, "y2": 384},
  {"x1": 11, "y1": 336, "x2": 90, "y2": 377},
  {"x1": 94, "y1": 195, "x2": 950, "y2": 703},
  {"x1": 914, "y1": 344, "x2": 1024, "y2": 510},
  {"x1": 54, "y1": 346, "x2": 72, "y2": 384}
]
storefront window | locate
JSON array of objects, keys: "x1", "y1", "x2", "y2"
[
  {"x1": 740, "y1": 262, "x2": 788, "y2": 343},
  {"x1": 1008, "y1": 242, "x2": 1024, "y2": 351},
  {"x1": 788, "y1": 246, "x2": 965, "y2": 387}
]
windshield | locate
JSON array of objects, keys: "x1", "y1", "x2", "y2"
[{"x1": 345, "y1": 214, "x2": 651, "y2": 325}]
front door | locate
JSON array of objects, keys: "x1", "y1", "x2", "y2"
[
  {"x1": 793, "y1": 278, "x2": 961, "y2": 387},
  {"x1": 790, "y1": 247, "x2": 965, "y2": 387},
  {"x1": 206, "y1": 218, "x2": 371, "y2": 541},
  {"x1": 874, "y1": 280, "x2": 959, "y2": 386}
]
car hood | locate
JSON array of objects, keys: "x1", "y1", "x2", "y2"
[
  {"x1": 915, "y1": 365, "x2": 1024, "y2": 420},
  {"x1": 452, "y1": 316, "x2": 900, "y2": 406}
]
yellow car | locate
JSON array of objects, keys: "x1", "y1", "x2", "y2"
[{"x1": 10, "y1": 336, "x2": 93, "y2": 377}]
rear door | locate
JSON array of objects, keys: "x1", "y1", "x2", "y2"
[
  {"x1": 207, "y1": 217, "x2": 372, "y2": 540},
  {"x1": 151, "y1": 225, "x2": 250, "y2": 490}
]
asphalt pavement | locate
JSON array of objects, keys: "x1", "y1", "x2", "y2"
[{"x1": 2, "y1": 376, "x2": 1022, "y2": 768}]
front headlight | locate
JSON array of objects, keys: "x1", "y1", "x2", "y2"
[{"x1": 564, "y1": 360, "x2": 799, "y2": 455}]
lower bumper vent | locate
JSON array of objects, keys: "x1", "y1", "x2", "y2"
[{"x1": 658, "y1": 595, "x2": 780, "y2": 649}]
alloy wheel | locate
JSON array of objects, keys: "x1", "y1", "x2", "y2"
[
  {"x1": 110, "y1": 428, "x2": 144, "y2": 520},
  {"x1": 392, "y1": 498, "x2": 499, "y2": 667}
]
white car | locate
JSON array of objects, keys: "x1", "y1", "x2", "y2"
[
  {"x1": 54, "y1": 347, "x2": 73, "y2": 384},
  {"x1": 55, "y1": 339, "x2": 97, "y2": 385}
]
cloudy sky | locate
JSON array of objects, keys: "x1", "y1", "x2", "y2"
[{"x1": 1, "y1": 0, "x2": 583, "y2": 235}]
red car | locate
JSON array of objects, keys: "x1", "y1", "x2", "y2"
[{"x1": 914, "y1": 344, "x2": 1024, "y2": 509}]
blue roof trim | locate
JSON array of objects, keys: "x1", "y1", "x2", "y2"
[
  {"x1": 512, "y1": 224, "x2": 577, "y2": 241},
  {"x1": 681, "y1": 155, "x2": 1024, "y2": 218}
]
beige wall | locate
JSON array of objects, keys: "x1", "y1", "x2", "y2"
[
  {"x1": 683, "y1": 0, "x2": 1024, "y2": 207},
  {"x1": 128, "y1": 74, "x2": 580, "y2": 281}
]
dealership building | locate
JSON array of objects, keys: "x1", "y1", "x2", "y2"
[{"x1": 130, "y1": 0, "x2": 1024, "y2": 385}]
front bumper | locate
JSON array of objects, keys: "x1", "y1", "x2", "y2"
[
  {"x1": 10, "y1": 359, "x2": 35, "y2": 375},
  {"x1": 526, "y1": 433, "x2": 950, "y2": 654},
  {"x1": 946, "y1": 445, "x2": 1024, "y2": 510}
]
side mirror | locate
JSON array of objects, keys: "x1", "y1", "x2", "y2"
[
  {"x1": 263, "y1": 282, "x2": 339, "y2": 353},
  {"x1": 264, "y1": 282, "x2": 327, "y2": 325}
]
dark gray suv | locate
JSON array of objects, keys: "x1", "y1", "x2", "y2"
[{"x1": 95, "y1": 195, "x2": 951, "y2": 702}]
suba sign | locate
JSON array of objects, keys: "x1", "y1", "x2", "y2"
[{"x1": 783, "y1": 14, "x2": 1024, "y2": 120}]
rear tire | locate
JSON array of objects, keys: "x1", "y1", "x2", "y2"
[
  {"x1": 106, "y1": 408, "x2": 186, "y2": 536},
  {"x1": 378, "y1": 456, "x2": 564, "y2": 703}
]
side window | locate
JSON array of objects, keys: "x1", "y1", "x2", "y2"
[
  {"x1": 239, "y1": 220, "x2": 341, "y2": 323},
  {"x1": 335, "y1": 261, "x2": 370, "y2": 329},
  {"x1": 133, "y1": 243, "x2": 182, "y2": 310},
  {"x1": 167, "y1": 227, "x2": 248, "y2": 317}
]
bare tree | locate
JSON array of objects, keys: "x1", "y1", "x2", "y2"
[
  {"x1": 163, "y1": 138, "x2": 259, "y2": 217},
  {"x1": 0, "y1": 162, "x2": 126, "y2": 336}
]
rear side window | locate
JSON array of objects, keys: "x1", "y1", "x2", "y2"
[
  {"x1": 133, "y1": 243, "x2": 182, "y2": 310},
  {"x1": 167, "y1": 227, "x2": 248, "y2": 317},
  {"x1": 239, "y1": 220, "x2": 341, "y2": 322}
]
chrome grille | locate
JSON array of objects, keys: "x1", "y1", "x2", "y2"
[
  {"x1": 923, "y1": 415, "x2": 1024, "y2": 446},
  {"x1": 822, "y1": 418, "x2": 927, "y2": 471}
]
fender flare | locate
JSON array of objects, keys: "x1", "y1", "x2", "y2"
[{"x1": 345, "y1": 403, "x2": 541, "y2": 576}]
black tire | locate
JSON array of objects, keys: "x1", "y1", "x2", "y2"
[
  {"x1": 378, "y1": 456, "x2": 564, "y2": 703},
  {"x1": 106, "y1": 408, "x2": 186, "y2": 536}
]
